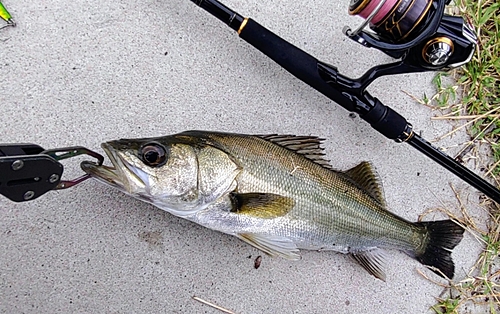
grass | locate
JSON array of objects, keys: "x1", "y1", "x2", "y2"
[
  {"x1": 422, "y1": 0, "x2": 500, "y2": 313},
  {"x1": 428, "y1": 207, "x2": 500, "y2": 314}
]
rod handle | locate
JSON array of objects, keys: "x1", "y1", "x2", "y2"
[
  {"x1": 363, "y1": 96, "x2": 412, "y2": 141},
  {"x1": 238, "y1": 18, "x2": 357, "y2": 112}
]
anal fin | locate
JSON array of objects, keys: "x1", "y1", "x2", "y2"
[
  {"x1": 237, "y1": 233, "x2": 301, "y2": 260},
  {"x1": 350, "y1": 248, "x2": 387, "y2": 281}
]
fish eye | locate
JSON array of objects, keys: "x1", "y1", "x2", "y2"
[{"x1": 140, "y1": 143, "x2": 167, "y2": 167}]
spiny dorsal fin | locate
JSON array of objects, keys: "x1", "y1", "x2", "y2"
[
  {"x1": 345, "y1": 162, "x2": 386, "y2": 207},
  {"x1": 230, "y1": 193, "x2": 295, "y2": 219},
  {"x1": 258, "y1": 134, "x2": 333, "y2": 169},
  {"x1": 237, "y1": 233, "x2": 301, "y2": 260},
  {"x1": 350, "y1": 248, "x2": 387, "y2": 281}
]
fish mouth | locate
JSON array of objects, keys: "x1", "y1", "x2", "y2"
[{"x1": 81, "y1": 143, "x2": 146, "y2": 192}]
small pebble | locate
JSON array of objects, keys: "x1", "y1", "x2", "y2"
[{"x1": 254, "y1": 255, "x2": 262, "y2": 269}]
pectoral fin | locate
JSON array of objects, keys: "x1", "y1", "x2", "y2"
[
  {"x1": 350, "y1": 248, "x2": 387, "y2": 281},
  {"x1": 230, "y1": 193, "x2": 294, "y2": 219},
  {"x1": 237, "y1": 233, "x2": 301, "y2": 260}
]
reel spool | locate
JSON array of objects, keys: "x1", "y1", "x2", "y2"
[
  {"x1": 349, "y1": 0, "x2": 433, "y2": 42},
  {"x1": 344, "y1": 0, "x2": 477, "y2": 71}
]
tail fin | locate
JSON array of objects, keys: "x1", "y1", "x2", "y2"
[{"x1": 414, "y1": 220, "x2": 464, "y2": 279}]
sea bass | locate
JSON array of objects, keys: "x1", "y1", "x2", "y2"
[{"x1": 81, "y1": 131, "x2": 464, "y2": 280}]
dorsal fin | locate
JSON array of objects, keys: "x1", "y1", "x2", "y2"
[
  {"x1": 345, "y1": 162, "x2": 386, "y2": 207},
  {"x1": 258, "y1": 134, "x2": 333, "y2": 169}
]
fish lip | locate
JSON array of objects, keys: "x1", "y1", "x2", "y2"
[{"x1": 81, "y1": 143, "x2": 146, "y2": 191}]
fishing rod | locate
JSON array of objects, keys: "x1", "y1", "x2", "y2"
[{"x1": 188, "y1": 0, "x2": 500, "y2": 204}]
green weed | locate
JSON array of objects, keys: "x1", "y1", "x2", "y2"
[{"x1": 425, "y1": 0, "x2": 500, "y2": 313}]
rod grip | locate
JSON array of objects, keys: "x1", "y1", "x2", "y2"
[
  {"x1": 238, "y1": 18, "x2": 356, "y2": 112},
  {"x1": 363, "y1": 97, "x2": 410, "y2": 140}
]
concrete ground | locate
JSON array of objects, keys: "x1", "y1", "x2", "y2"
[{"x1": 0, "y1": 0, "x2": 489, "y2": 313}]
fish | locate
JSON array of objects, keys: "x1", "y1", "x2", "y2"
[{"x1": 81, "y1": 131, "x2": 464, "y2": 280}]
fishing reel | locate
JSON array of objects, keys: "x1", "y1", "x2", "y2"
[{"x1": 343, "y1": 0, "x2": 477, "y2": 76}]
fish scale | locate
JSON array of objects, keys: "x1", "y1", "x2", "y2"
[{"x1": 200, "y1": 132, "x2": 418, "y2": 250}]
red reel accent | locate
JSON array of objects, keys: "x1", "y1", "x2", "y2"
[{"x1": 349, "y1": 0, "x2": 433, "y2": 42}]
